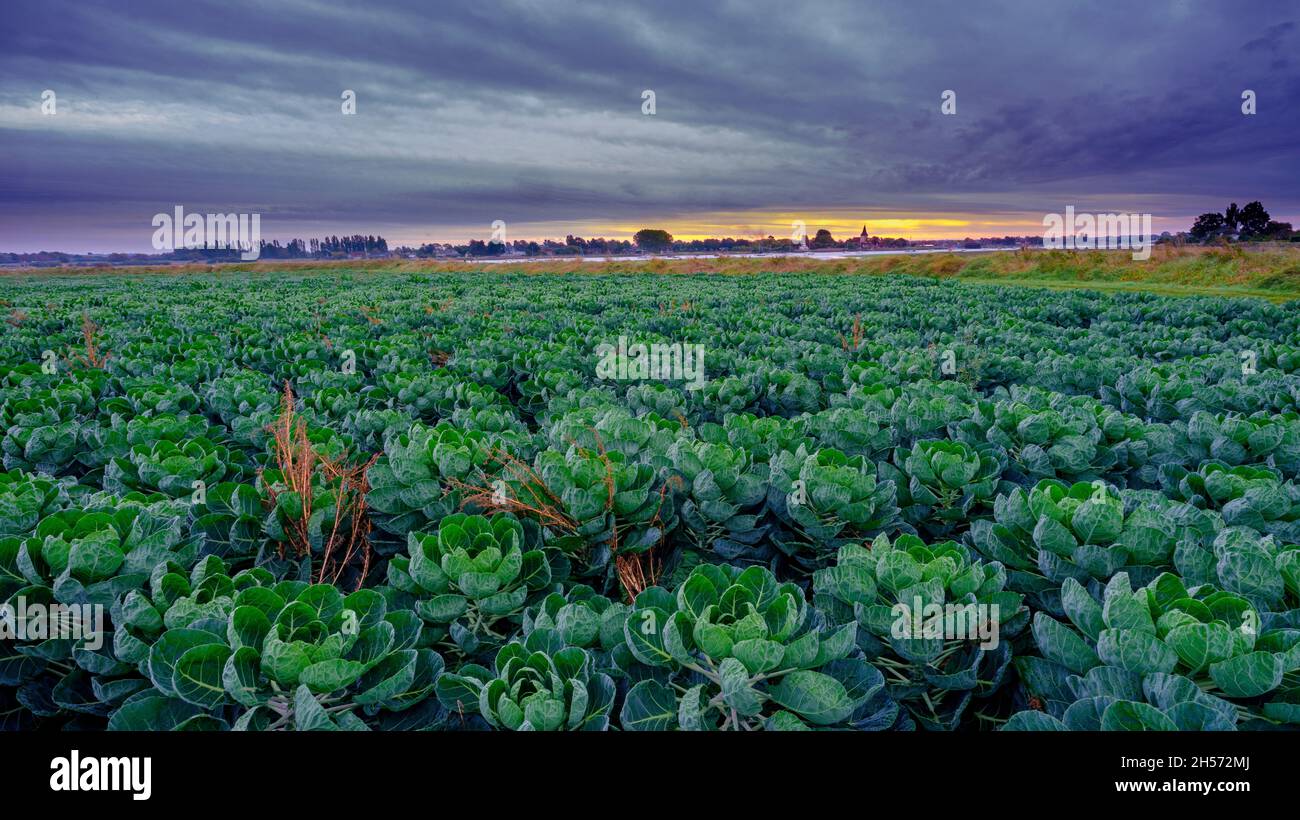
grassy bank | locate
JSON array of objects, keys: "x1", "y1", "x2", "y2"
[{"x1": 6, "y1": 245, "x2": 1299, "y2": 300}]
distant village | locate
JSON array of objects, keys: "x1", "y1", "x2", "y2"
[
  {"x1": 8, "y1": 209, "x2": 1292, "y2": 268},
  {"x1": 3, "y1": 225, "x2": 1053, "y2": 268}
]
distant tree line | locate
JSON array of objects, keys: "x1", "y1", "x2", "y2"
[
  {"x1": 1189, "y1": 201, "x2": 1295, "y2": 242},
  {"x1": 255, "y1": 235, "x2": 390, "y2": 258},
  {"x1": 37, "y1": 212, "x2": 1297, "y2": 266},
  {"x1": 386, "y1": 227, "x2": 994, "y2": 257}
]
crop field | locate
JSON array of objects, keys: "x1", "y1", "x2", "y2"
[{"x1": 2, "y1": 267, "x2": 1299, "y2": 732}]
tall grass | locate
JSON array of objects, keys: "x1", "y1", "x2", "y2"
[{"x1": 10, "y1": 245, "x2": 1300, "y2": 299}]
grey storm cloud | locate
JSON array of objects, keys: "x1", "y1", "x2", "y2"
[{"x1": 0, "y1": 0, "x2": 1297, "y2": 251}]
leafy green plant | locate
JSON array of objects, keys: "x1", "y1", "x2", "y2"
[
  {"x1": 768, "y1": 447, "x2": 903, "y2": 571},
  {"x1": 970, "y1": 480, "x2": 1216, "y2": 614},
  {"x1": 104, "y1": 438, "x2": 244, "y2": 499},
  {"x1": 1174, "y1": 410, "x2": 1300, "y2": 479},
  {"x1": 952, "y1": 397, "x2": 1119, "y2": 484},
  {"x1": 387, "y1": 513, "x2": 549, "y2": 657},
  {"x1": 367, "y1": 423, "x2": 498, "y2": 536},
  {"x1": 1006, "y1": 570, "x2": 1300, "y2": 730},
  {"x1": 1160, "y1": 461, "x2": 1300, "y2": 542},
  {"x1": 669, "y1": 438, "x2": 769, "y2": 561},
  {"x1": 618, "y1": 563, "x2": 894, "y2": 730},
  {"x1": 1, "y1": 397, "x2": 82, "y2": 474},
  {"x1": 814, "y1": 534, "x2": 1025, "y2": 729},
  {"x1": 190, "y1": 482, "x2": 264, "y2": 559},
  {"x1": 8, "y1": 503, "x2": 193, "y2": 608},
  {"x1": 0, "y1": 470, "x2": 68, "y2": 537},
  {"x1": 434, "y1": 635, "x2": 616, "y2": 730},
  {"x1": 110, "y1": 557, "x2": 441, "y2": 730},
  {"x1": 881, "y1": 439, "x2": 1007, "y2": 538},
  {"x1": 528, "y1": 444, "x2": 673, "y2": 593}
]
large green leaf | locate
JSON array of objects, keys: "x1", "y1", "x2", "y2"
[
  {"x1": 620, "y1": 679, "x2": 677, "y2": 731},
  {"x1": 767, "y1": 669, "x2": 854, "y2": 726},
  {"x1": 173, "y1": 643, "x2": 232, "y2": 709},
  {"x1": 1208, "y1": 652, "x2": 1284, "y2": 698}
]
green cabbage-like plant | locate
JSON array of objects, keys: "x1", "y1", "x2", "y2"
[
  {"x1": 756, "y1": 369, "x2": 822, "y2": 418},
  {"x1": 190, "y1": 482, "x2": 264, "y2": 559},
  {"x1": 1174, "y1": 527, "x2": 1300, "y2": 617},
  {"x1": 387, "y1": 513, "x2": 549, "y2": 657},
  {"x1": 521, "y1": 585, "x2": 629, "y2": 659},
  {"x1": 517, "y1": 368, "x2": 587, "y2": 417},
  {"x1": 969, "y1": 480, "x2": 1215, "y2": 615},
  {"x1": 1175, "y1": 411, "x2": 1300, "y2": 479},
  {"x1": 769, "y1": 446, "x2": 903, "y2": 571},
  {"x1": 76, "y1": 413, "x2": 215, "y2": 474},
  {"x1": 366, "y1": 422, "x2": 500, "y2": 536},
  {"x1": 690, "y1": 376, "x2": 759, "y2": 422},
  {"x1": 953, "y1": 398, "x2": 1118, "y2": 484},
  {"x1": 448, "y1": 355, "x2": 512, "y2": 392},
  {"x1": 534, "y1": 387, "x2": 618, "y2": 428},
  {"x1": 1, "y1": 397, "x2": 81, "y2": 474},
  {"x1": 886, "y1": 381, "x2": 976, "y2": 443},
  {"x1": 624, "y1": 383, "x2": 688, "y2": 421},
  {"x1": 880, "y1": 439, "x2": 1007, "y2": 538},
  {"x1": 1104, "y1": 365, "x2": 1200, "y2": 423},
  {"x1": 530, "y1": 444, "x2": 673, "y2": 587},
  {"x1": 204, "y1": 369, "x2": 278, "y2": 425},
  {"x1": 1006, "y1": 571, "x2": 1300, "y2": 730},
  {"x1": 384, "y1": 371, "x2": 508, "y2": 420},
  {"x1": 103, "y1": 438, "x2": 243, "y2": 499},
  {"x1": 1160, "y1": 461, "x2": 1300, "y2": 542},
  {"x1": 101, "y1": 377, "x2": 202, "y2": 417},
  {"x1": 10, "y1": 504, "x2": 192, "y2": 608},
  {"x1": 340, "y1": 407, "x2": 417, "y2": 452},
  {"x1": 111, "y1": 556, "x2": 260, "y2": 675},
  {"x1": 696, "y1": 412, "x2": 812, "y2": 464},
  {"x1": 110, "y1": 559, "x2": 440, "y2": 730},
  {"x1": 814, "y1": 534, "x2": 1025, "y2": 730},
  {"x1": 0, "y1": 500, "x2": 192, "y2": 729},
  {"x1": 434, "y1": 635, "x2": 616, "y2": 731},
  {"x1": 669, "y1": 438, "x2": 769, "y2": 562},
  {"x1": 545, "y1": 405, "x2": 678, "y2": 464},
  {"x1": 803, "y1": 407, "x2": 893, "y2": 460},
  {"x1": 449, "y1": 405, "x2": 532, "y2": 443},
  {"x1": 618, "y1": 563, "x2": 894, "y2": 730},
  {"x1": 0, "y1": 470, "x2": 68, "y2": 537}
]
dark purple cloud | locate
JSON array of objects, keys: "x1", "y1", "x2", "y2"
[{"x1": 0, "y1": 0, "x2": 1296, "y2": 251}]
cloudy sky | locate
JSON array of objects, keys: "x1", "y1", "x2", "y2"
[{"x1": 1, "y1": 0, "x2": 1297, "y2": 252}]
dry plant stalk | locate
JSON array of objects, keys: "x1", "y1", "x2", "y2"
[
  {"x1": 444, "y1": 446, "x2": 577, "y2": 532},
  {"x1": 839, "y1": 313, "x2": 864, "y2": 352},
  {"x1": 446, "y1": 433, "x2": 667, "y2": 601},
  {"x1": 586, "y1": 429, "x2": 663, "y2": 599},
  {"x1": 265, "y1": 381, "x2": 377, "y2": 588},
  {"x1": 67, "y1": 312, "x2": 111, "y2": 368}
]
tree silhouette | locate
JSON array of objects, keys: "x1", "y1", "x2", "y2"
[
  {"x1": 1239, "y1": 201, "x2": 1270, "y2": 237},
  {"x1": 1189, "y1": 212, "x2": 1225, "y2": 240},
  {"x1": 1224, "y1": 202, "x2": 1241, "y2": 234},
  {"x1": 809, "y1": 228, "x2": 836, "y2": 249},
  {"x1": 633, "y1": 229, "x2": 673, "y2": 252}
]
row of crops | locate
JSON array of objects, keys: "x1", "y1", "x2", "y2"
[{"x1": 2, "y1": 269, "x2": 1299, "y2": 731}]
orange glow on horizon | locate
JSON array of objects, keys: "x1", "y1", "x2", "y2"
[{"x1": 410, "y1": 210, "x2": 1065, "y2": 245}]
